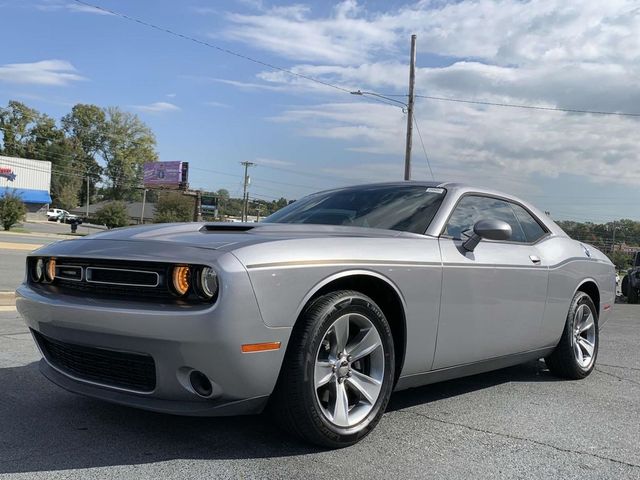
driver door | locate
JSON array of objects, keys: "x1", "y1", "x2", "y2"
[{"x1": 433, "y1": 195, "x2": 549, "y2": 369}]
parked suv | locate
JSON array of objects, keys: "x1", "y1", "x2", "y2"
[{"x1": 621, "y1": 252, "x2": 640, "y2": 304}]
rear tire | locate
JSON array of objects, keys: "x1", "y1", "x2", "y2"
[
  {"x1": 545, "y1": 291, "x2": 598, "y2": 379},
  {"x1": 622, "y1": 275, "x2": 630, "y2": 297},
  {"x1": 629, "y1": 286, "x2": 639, "y2": 304},
  {"x1": 270, "y1": 290, "x2": 395, "y2": 448}
]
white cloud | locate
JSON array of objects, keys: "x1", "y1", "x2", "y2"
[
  {"x1": 36, "y1": 2, "x2": 114, "y2": 15},
  {"x1": 204, "y1": 101, "x2": 229, "y2": 108},
  {"x1": 0, "y1": 60, "x2": 85, "y2": 86},
  {"x1": 216, "y1": 0, "x2": 640, "y2": 187},
  {"x1": 272, "y1": 99, "x2": 640, "y2": 190},
  {"x1": 132, "y1": 102, "x2": 181, "y2": 113},
  {"x1": 254, "y1": 157, "x2": 295, "y2": 167}
]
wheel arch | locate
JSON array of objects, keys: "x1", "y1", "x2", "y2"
[
  {"x1": 297, "y1": 270, "x2": 408, "y2": 382},
  {"x1": 575, "y1": 279, "x2": 600, "y2": 316}
]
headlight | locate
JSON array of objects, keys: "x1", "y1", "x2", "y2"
[
  {"x1": 33, "y1": 258, "x2": 45, "y2": 282},
  {"x1": 195, "y1": 267, "x2": 218, "y2": 299},
  {"x1": 171, "y1": 265, "x2": 191, "y2": 296},
  {"x1": 45, "y1": 258, "x2": 56, "y2": 282}
]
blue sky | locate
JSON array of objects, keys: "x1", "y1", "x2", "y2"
[{"x1": 1, "y1": 0, "x2": 639, "y2": 222}]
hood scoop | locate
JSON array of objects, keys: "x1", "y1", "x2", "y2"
[{"x1": 200, "y1": 224, "x2": 256, "y2": 233}]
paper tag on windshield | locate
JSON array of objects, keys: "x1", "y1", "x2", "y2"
[{"x1": 426, "y1": 187, "x2": 445, "y2": 194}]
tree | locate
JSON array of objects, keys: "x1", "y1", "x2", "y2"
[
  {"x1": 216, "y1": 189, "x2": 230, "y2": 200},
  {"x1": 62, "y1": 104, "x2": 107, "y2": 206},
  {"x1": 154, "y1": 191, "x2": 194, "y2": 223},
  {"x1": 0, "y1": 191, "x2": 27, "y2": 231},
  {"x1": 101, "y1": 107, "x2": 157, "y2": 201},
  {"x1": 610, "y1": 250, "x2": 633, "y2": 271},
  {"x1": 94, "y1": 201, "x2": 129, "y2": 229},
  {"x1": 0, "y1": 101, "x2": 84, "y2": 209},
  {"x1": 0, "y1": 101, "x2": 39, "y2": 157}
]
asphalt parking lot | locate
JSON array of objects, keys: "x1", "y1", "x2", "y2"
[{"x1": 0, "y1": 303, "x2": 638, "y2": 479}]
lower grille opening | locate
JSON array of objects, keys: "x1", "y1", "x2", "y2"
[{"x1": 33, "y1": 330, "x2": 156, "y2": 393}]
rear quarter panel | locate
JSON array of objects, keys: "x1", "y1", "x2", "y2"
[{"x1": 538, "y1": 237, "x2": 615, "y2": 346}]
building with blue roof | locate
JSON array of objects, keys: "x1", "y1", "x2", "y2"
[{"x1": 0, "y1": 156, "x2": 52, "y2": 220}]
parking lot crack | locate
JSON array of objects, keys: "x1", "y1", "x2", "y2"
[
  {"x1": 596, "y1": 367, "x2": 640, "y2": 386},
  {"x1": 399, "y1": 410, "x2": 640, "y2": 469},
  {"x1": 598, "y1": 362, "x2": 640, "y2": 372}
]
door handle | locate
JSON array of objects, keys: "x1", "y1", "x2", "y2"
[{"x1": 529, "y1": 255, "x2": 541, "y2": 264}]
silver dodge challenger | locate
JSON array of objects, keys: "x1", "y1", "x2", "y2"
[{"x1": 16, "y1": 182, "x2": 615, "y2": 447}]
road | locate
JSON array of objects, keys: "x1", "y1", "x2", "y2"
[
  {"x1": 0, "y1": 232, "x2": 59, "y2": 292},
  {"x1": 0, "y1": 304, "x2": 638, "y2": 479}
]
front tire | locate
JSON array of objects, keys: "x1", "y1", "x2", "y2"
[
  {"x1": 270, "y1": 290, "x2": 395, "y2": 448},
  {"x1": 545, "y1": 291, "x2": 598, "y2": 379}
]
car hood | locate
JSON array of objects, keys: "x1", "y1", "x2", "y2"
[{"x1": 79, "y1": 222, "x2": 424, "y2": 251}]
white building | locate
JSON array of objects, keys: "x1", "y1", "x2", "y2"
[{"x1": 0, "y1": 156, "x2": 52, "y2": 220}]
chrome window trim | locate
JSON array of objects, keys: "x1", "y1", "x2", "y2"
[{"x1": 85, "y1": 267, "x2": 160, "y2": 288}]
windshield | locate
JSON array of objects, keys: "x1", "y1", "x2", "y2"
[{"x1": 263, "y1": 185, "x2": 446, "y2": 234}]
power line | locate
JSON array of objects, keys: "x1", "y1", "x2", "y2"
[
  {"x1": 70, "y1": 2, "x2": 407, "y2": 111},
  {"x1": 414, "y1": 95, "x2": 640, "y2": 118},
  {"x1": 412, "y1": 116, "x2": 434, "y2": 181},
  {"x1": 72, "y1": 1, "x2": 352, "y2": 94}
]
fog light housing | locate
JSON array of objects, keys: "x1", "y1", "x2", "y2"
[
  {"x1": 196, "y1": 267, "x2": 218, "y2": 300},
  {"x1": 172, "y1": 265, "x2": 190, "y2": 296}
]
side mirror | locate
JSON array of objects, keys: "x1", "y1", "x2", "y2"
[{"x1": 462, "y1": 219, "x2": 512, "y2": 252}]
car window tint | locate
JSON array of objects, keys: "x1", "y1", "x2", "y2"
[
  {"x1": 445, "y1": 196, "x2": 527, "y2": 242},
  {"x1": 510, "y1": 203, "x2": 547, "y2": 242},
  {"x1": 264, "y1": 186, "x2": 446, "y2": 234}
]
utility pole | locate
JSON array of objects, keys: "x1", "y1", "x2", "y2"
[
  {"x1": 85, "y1": 174, "x2": 90, "y2": 218},
  {"x1": 193, "y1": 190, "x2": 202, "y2": 222},
  {"x1": 612, "y1": 221, "x2": 617, "y2": 253},
  {"x1": 140, "y1": 188, "x2": 147, "y2": 224},
  {"x1": 404, "y1": 34, "x2": 417, "y2": 181},
  {"x1": 240, "y1": 161, "x2": 255, "y2": 222}
]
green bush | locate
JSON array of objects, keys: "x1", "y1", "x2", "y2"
[
  {"x1": 94, "y1": 201, "x2": 129, "y2": 229},
  {"x1": 0, "y1": 191, "x2": 27, "y2": 231},
  {"x1": 154, "y1": 191, "x2": 193, "y2": 223}
]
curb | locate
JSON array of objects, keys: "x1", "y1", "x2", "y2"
[{"x1": 0, "y1": 291, "x2": 15, "y2": 307}]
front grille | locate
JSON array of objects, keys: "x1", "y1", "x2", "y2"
[
  {"x1": 86, "y1": 267, "x2": 160, "y2": 287},
  {"x1": 27, "y1": 257, "x2": 215, "y2": 304},
  {"x1": 33, "y1": 330, "x2": 156, "y2": 392}
]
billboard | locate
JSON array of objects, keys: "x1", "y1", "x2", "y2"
[
  {"x1": 143, "y1": 161, "x2": 189, "y2": 189},
  {"x1": 201, "y1": 194, "x2": 218, "y2": 213}
]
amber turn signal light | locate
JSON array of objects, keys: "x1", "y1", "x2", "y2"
[
  {"x1": 241, "y1": 342, "x2": 282, "y2": 353},
  {"x1": 172, "y1": 265, "x2": 190, "y2": 296},
  {"x1": 45, "y1": 258, "x2": 56, "y2": 282}
]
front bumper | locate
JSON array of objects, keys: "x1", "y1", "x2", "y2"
[{"x1": 16, "y1": 251, "x2": 292, "y2": 416}]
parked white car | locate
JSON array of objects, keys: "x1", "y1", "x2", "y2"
[
  {"x1": 46, "y1": 208, "x2": 68, "y2": 221},
  {"x1": 47, "y1": 209, "x2": 79, "y2": 224}
]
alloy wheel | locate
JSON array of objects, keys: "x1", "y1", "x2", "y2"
[
  {"x1": 573, "y1": 303, "x2": 596, "y2": 369},
  {"x1": 314, "y1": 313, "x2": 385, "y2": 428}
]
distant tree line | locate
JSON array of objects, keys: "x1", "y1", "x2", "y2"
[
  {"x1": 0, "y1": 100, "x2": 158, "y2": 210},
  {"x1": 557, "y1": 219, "x2": 640, "y2": 270},
  {"x1": 211, "y1": 188, "x2": 289, "y2": 219},
  {"x1": 0, "y1": 100, "x2": 293, "y2": 228}
]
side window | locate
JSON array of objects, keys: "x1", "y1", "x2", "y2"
[
  {"x1": 445, "y1": 195, "x2": 527, "y2": 243},
  {"x1": 509, "y1": 203, "x2": 547, "y2": 243}
]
